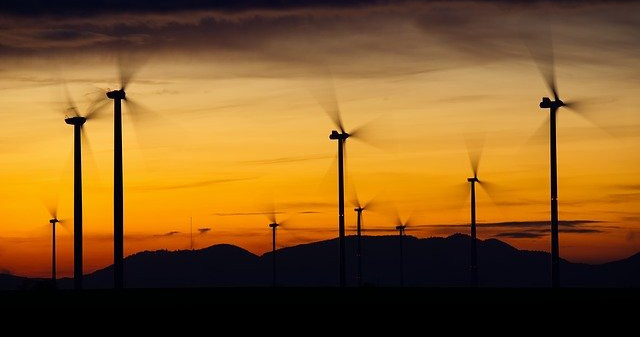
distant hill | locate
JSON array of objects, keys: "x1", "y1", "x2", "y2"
[{"x1": 2, "y1": 234, "x2": 640, "y2": 289}]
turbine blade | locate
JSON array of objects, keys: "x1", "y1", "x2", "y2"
[
  {"x1": 465, "y1": 133, "x2": 485, "y2": 177},
  {"x1": 525, "y1": 116, "x2": 551, "y2": 147},
  {"x1": 564, "y1": 99, "x2": 618, "y2": 138},
  {"x1": 522, "y1": 13, "x2": 559, "y2": 100},
  {"x1": 317, "y1": 155, "x2": 338, "y2": 197},
  {"x1": 84, "y1": 93, "x2": 110, "y2": 120},
  {"x1": 265, "y1": 201, "x2": 277, "y2": 224},
  {"x1": 80, "y1": 125, "x2": 102, "y2": 188},
  {"x1": 349, "y1": 114, "x2": 396, "y2": 152},
  {"x1": 117, "y1": 51, "x2": 147, "y2": 90},
  {"x1": 62, "y1": 82, "x2": 80, "y2": 117},
  {"x1": 477, "y1": 180, "x2": 501, "y2": 206},
  {"x1": 310, "y1": 71, "x2": 344, "y2": 132},
  {"x1": 46, "y1": 203, "x2": 57, "y2": 220}
]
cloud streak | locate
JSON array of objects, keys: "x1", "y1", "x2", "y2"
[{"x1": 130, "y1": 177, "x2": 257, "y2": 191}]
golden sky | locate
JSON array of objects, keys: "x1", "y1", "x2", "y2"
[{"x1": 1, "y1": 1, "x2": 639, "y2": 277}]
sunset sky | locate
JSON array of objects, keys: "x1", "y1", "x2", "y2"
[{"x1": 1, "y1": 0, "x2": 639, "y2": 277}]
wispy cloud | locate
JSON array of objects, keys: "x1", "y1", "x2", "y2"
[
  {"x1": 238, "y1": 154, "x2": 333, "y2": 165},
  {"x1": 130, "y1": 177, "x2": 257, "y2": 191},
  {"x1": 495, "y1": 232, "x2": 546, "y2": 239},
  {"x1": 155, "y1": 231, "x2": 180, "y2": 237},
  {"x1": 198, "y1": 227, "x2": 211, "y2": 235}
]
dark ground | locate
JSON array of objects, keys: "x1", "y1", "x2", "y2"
[{"x1": 2, "y1": 288, "x2": 638, "y2": 308}]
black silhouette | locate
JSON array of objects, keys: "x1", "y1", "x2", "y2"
[
  {"x1": 395, "y1": 224, "x2": 406, "y2": 287},
  {"x1": 465, "y1": 136, "x2": 486, "y2": 288},
  {"x1": 104, "y1": 57, "x2": 147, "y2": 289},
  {"x1": 316, "y1": 75, "x2": 381, "y2": 287},
  {"x1": 268, "y1": 222, "x2": 279, "y2": 287},
  {"x1": 61, "y1": 88, "x2": 103, "y2": 290},
  {"x1": 354, "y1": 206, "x2": 364, "y2": 287},
  {"x1": 48, "y1": 217, "x2": 60, "y2": 286},
  {"x1": 7, "y1": 234, "x2": 640, "y2": 290}
]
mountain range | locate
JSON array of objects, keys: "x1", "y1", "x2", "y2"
[{"x1": 2, "y1": 234, "x2": 640, "y2": 290}]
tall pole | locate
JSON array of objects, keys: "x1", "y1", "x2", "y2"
[
  {"x1": 337, "y1": 138, "x2": 346, "y2": 287},
  {"x1": 52, "y1": 222, "x2": 56, "y2": 285},
  {"x1": 73, "y1": 123, "x2": 83, "y2": 290},
  {"x1": 470, "y1": 180, "x2": 478, "y2": 287},
  {"x1": 114, "y1": 96, "x2": 124, "y2": 289},
  {"x1": 356, "y1": 208, "x2": 363, "y2": 287},
  {"x1": 398, "y1": 227, "x2": 404, "y2": 288},
  {"x1": 550, "y1": 107, "x2": 559, "y2": 288},
  {"x1": 272, "y1": 226, "x2": 277, "y2": 287}
]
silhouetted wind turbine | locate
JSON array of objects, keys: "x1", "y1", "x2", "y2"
[
  {"x1": 352, "y1": 193, "x2": 377, "y2": 287},
  {"x1": 465, "y1": 137, "x2": 486, "y2": 288},
  {"x1": 525, "y1": 26, "x2": 586, "y2": 288},
  {"x1": 61, "y1": 87, "x2": 103, "y2": 290},
  {"x1": 393, "y1": 216, "x2": 411, "y2": 288},
  {"x1": 316, "y1": 75, "x2": 382, "y2": 288},
  {"x1": 104, "y1": 57, "x2": 147, "y2": 289},
  {"x1": 265, "y1": 207, "x2": 290, "y2": 287},
  {"x1": 46, "y1": 205, "x2": 62, "y2": 286}
]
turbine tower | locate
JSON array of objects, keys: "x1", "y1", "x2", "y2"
[
  {"x1": 48, "y1": 216, "x2": 60, "y2": 286},
  {"x1": 354, "y1": 206, "x2": 364, "y2": 287},
  {"x1": 467, "y1": 176, "x2": 478, "y2": 287},
  {"x1": 65, "y1": 115, "x2": 86, "y2": 289},
  {"x1": 315, "y1": 74, "x2": 382, "y2": 287},
  {"x1": 106, "y1": 87, "x2": 125, "y2": 289},
  {"x1": 395, "y1": 223, "x2": 406, "y2": 288},
  {"x1": 268, "y1": 222, "x2": 279, "y2": 287},
  {"x1": 105, "y1": 57, "x2": 147, "y2": 289},
  {"x1": 329, "y1": 129, "x2": 348, "y2": 287}
]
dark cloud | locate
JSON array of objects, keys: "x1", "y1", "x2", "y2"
[
  {"x1": 423, "y1": 220, "x2": 602, "y2": 229},
  {"x1": 495, "y1": 232, "x2": 545, "y2": 239},
  {"x1": 198, "y1": 227, "x2": 211, "y2": 235},
  {"x1": 0, "y1": 0, "x2": 397, "y2": 17},
  {"x1": 157, "y1": 231, "x2": 180, "y2": 237}
]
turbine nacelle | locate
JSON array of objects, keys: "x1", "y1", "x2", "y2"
[
  {"x1": 539, "y1": 97, "x2": 564, "y2": 109},
  {"x1": 467, "y1": 177, "x2": 479, "y2": 183},
  {"x1": 329, "y1": 130, "x2": 349, "y2": 140},
  {"x1": 49, "y1": 218, "x2": 59, "y2": 225},
  {"x1": 269, "y1": 223, "x2": 279, "y2": 229},
  {"x1": 106, "y1": 89, "x2": 126, "y2": 100},
  {"x1": 64, "y1": 116, "x2": 86, "y2": 126},
  {"x1": 354, "y1": 207, "x2": 364, "y2": 213},
  {"x1": 395, "y1": 225, "x2": 406, "y2": 231}
]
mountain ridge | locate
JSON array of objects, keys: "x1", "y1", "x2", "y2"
[{"x1": 2, "y1": 234, "x2": 639, "y2": 289}]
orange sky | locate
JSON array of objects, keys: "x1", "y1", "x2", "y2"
[{"x1": 1, "y1": 2, "x2": 640, "y2": 277}]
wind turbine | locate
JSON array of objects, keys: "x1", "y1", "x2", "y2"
[
  {"x1": 393, "y1": 216, "x2": 411, "y2": 288},
  {"x1": 61, "y1": 87, "x2": 104, "y2": 290},
  {"x1": 46, "y1": 204, "x2": 63, "y2": 287},
  {"x1": 104, "y1": 56, "x2": 147, "y2": 289},
  {"x1": 525, "y1": 24, "x2": 584, "y2": 288},
  {"x1": 465, "y1": 137, "x2": 487, "y2": 288},
  {"x1": 315, "y1": 75, "x2": 381, "y2": 287},
  {"x1": 265, "y1": 206, "x2": 290, "y2": 287},
  {"x1": 352, "y1": 193, "x2": 377, "y2": 287}
]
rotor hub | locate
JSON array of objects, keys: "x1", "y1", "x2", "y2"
[
  {"x1": 540, "y1": 97, "x2": 564, "y2": 109},
  {"x1": 107, "y1": 89, "x2": 126, "y2": 100},
  {"x1": 329, "y1": 130, "x2": 349, "y2": 140},
  {"x1": 64, "y1": 116, "x2": 86, "y2": 126}
]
